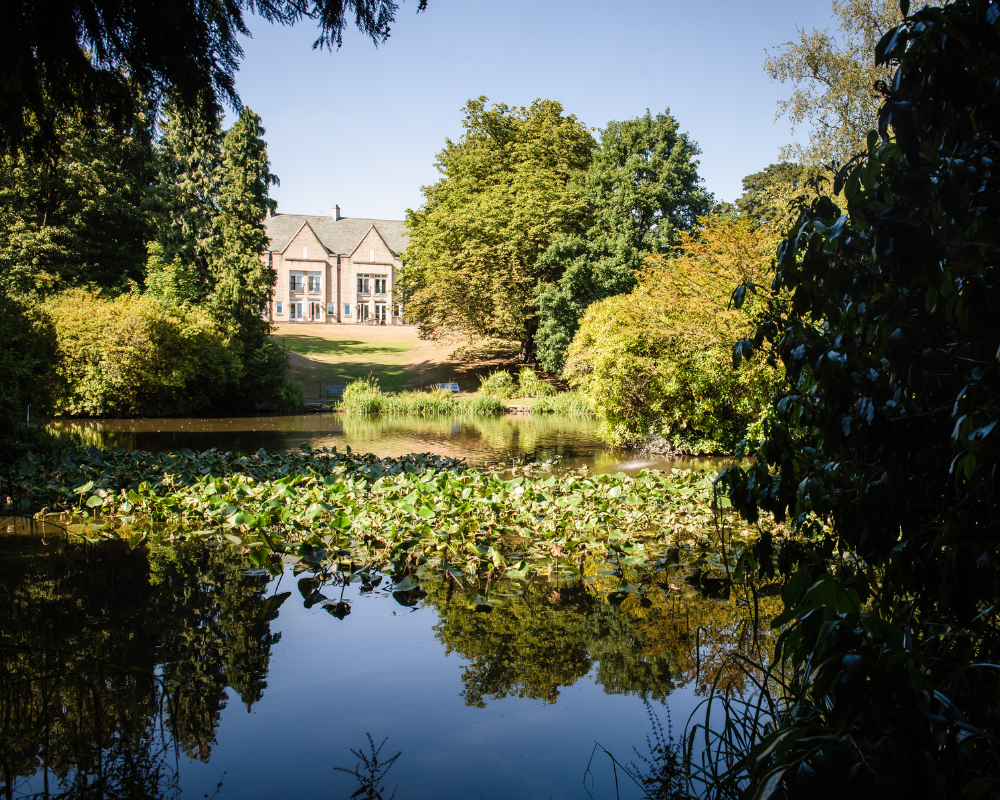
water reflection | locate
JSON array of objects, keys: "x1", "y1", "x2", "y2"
[
  {"x1": 0, "y1": 534, "x2": 284, "y2": 798},
  {"x1": 49, "y1": 414, "x2": 729, "y2": 475},
  {"x1": 0, "y1": 533, "x2": 774, "y2": 799}
]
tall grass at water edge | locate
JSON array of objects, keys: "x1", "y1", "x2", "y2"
[
  {"x1": 533, "y1": 390, "x2": 593, "y2": 415},
  {"x1": 339, "y1": 378, "x2": 506, "y2": 416},
  {"x1": 339, "y1": 378, "x2": 591, "y2": 417}
]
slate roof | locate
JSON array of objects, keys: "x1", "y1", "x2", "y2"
[{"x1": 263, "y1": 213, "x2": 408, "y2": 256}]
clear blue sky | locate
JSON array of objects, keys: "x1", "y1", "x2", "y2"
[{"x1": 230, "y1": 0, "x2": 837, "y2": 221}]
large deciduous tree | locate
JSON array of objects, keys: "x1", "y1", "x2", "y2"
[
  {"x1": 210, "y1": 108, "x2": 278, "y2": 358},
  {"x1": 535, "y1": 110, "x2": 711, "y2": 373},
  {"x1": 402, "y1": 97, "x2": 596, "y2": 361}
]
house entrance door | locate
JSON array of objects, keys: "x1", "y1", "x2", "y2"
[
  {"x1": 289, "y1": 301, "x2": 302, "y2": 320},
  {"x1": 308, "y1": 301, "x2": 322, "y2": 321},
  {"x1": 374, "y1": 303, "x2": 387, "y2": 323}
]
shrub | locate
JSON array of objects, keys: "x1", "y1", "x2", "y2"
[
  {"x1": 565, "y1": 216, "x2": 781, "y2": 453},
  {"x1": 43, "y1": 289, "x2": 240, "y2": 416},
  {"x1": 340, "y1": 377, "x2": 385, "y2": 415},
  {"x1": 276, "y1": 380, "x2": 304, "y2": 414},
  {"x1": 517, "y1": 367, "x2": 557, "y2": 398},
  {"x1": 478, "y1": 370, "x2": 516, "y2": 399},
  {"x1": 240, "y1": 337, "x2": 299, "y2": 413}
]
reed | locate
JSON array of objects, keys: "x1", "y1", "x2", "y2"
[{"x1": 533, "y1": 390, "x2": 594, "y2": 416}]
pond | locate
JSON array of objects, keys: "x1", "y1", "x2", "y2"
[
  {"x1": 50, "y1": 414, "x2": 728, "y2": 475},
  {"x1": 0, "y1": 528, "x2": 774, "y2": 800}
]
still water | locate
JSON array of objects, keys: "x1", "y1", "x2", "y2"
[
  {"x1": 0, "y1": 530, "x2": 768, "y2": 800},
  {"x1": 50, "y1": 414, "x2": 726, "y2": 475}
]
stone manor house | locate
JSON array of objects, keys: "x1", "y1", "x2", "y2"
[{"x1": 263, "y1": 205, "x2": 408, "y2": 325}]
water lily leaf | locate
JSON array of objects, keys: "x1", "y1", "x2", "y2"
[
  {"x1": 394, "y1": 575, "x2": 420, "y2": 592},
  {"x1": 86, "y1": 495, "x2": 103, "y2": 508},
  {"x1": 417, "y1": 506, "x2": 436, "y2": 519},
  {"x1": 223, "y1": 533, "x2": 243, "y2": 545}
]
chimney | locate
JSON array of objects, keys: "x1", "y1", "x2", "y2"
[{"x1": 332, "y1": 204, "x2": 341, "y2": 220}]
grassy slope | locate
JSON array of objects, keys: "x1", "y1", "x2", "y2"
[{"x1": 275, "y1": 324, "x2": 526, "y2": 399}]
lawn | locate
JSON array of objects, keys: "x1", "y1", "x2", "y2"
[{"x1": 274, "y1": 324, "x2": 521, "y2": 399}]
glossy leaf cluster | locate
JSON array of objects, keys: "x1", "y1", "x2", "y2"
[{"x1": 719, "y1": 0, "x2": 1000, "y2": 795}]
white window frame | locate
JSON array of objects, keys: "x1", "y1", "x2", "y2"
[
  {"x1": 276, "y1": 301, "x2": 283, "y2": 315},
  {"x1": 343, "y1": 304, "x2": 351, "y2": 316}
]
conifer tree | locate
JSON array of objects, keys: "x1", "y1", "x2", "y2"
[
  {"x1": 210, "y1": 108, "x2": 277, "y2": 357},
  {"x1": 148, "y1": 95, "x2": 224, "y2": 294}
]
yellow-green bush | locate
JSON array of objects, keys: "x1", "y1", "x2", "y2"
[
  {"x1": 565, "y1": 216, "x2": 782, "y2": 453},
  {"x1": 44, "y1": 289, "x2": 240, "y2": 416}
]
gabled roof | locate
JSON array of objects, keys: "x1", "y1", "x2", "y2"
[{"x1": 264, "y1": 213, "x2": 408, "y2": 256}]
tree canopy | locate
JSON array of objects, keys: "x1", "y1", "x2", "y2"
[
  {"x1": 5, "y1": 0, "x2": 426, "y2": 152},
  {"x1": 765, "y1": 0, "x2": 945, "y2": 166},
  {"x1": 535, "y1": 110, "x2": 711, "y2": 373},
  {"x1": 0, "y1": 92, "x2": 153, "y2": 295},
  {"x1": 401, "y1": 97, "x2": 595, "y2": 360},
  {"x1": 566, "y1": 214, "x2": 780, "y2": 453}
]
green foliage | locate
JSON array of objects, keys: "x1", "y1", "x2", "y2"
[
  {"x1": 532, "y1": 390, "x2": 593, "y2": 416},
  {"x1": 477, "y1": 369, "x2": 517, "y2": 399},
  {"x1": 43, "y1": 289, "x2": 240, "y2": 416},
  {"x1": 276, "y1": 377, "x2": 304, "y2": 414},
  {"x1": 143, "y1": 241, "x2": 202, "y2": 306},
  {"x1": 535, "y1": 110, "x2": 712, "y2": 373},
  {"x1": 339, "y1": 377, "x2": 508, "y2": 416},
  {"x1": 147, "y1": 94, "x2": 223, "y2": 290},
  {"x1": 566, "y1": 216, "x2": 781, "y2": 453},
  {"x1": 0, "y1": 535, "x2": 286, "y2": 791},
  {"x1": 735, "y1": 162, "x2": 825, "y2": 229},
  {"x1": 462, "y1": 393, "x2": 507, "y2": 416},
  {"x1": 402, "y1": 97, "x2": 596, "y2": 359},
  {"x1": 517, "y1": 367, "x2": 556, "y2": 398},
  {"x1": 238, "y1": 336, "x2": 300, "y2": 413},
  {"x1": 535, "y1": 235, "x2": 644, "y2": 373},
  {"x1": 716, "y1": 1, "x2": 1000, "y2": 794},
  {"x1": 0, "y1": 93, "x2": 153, "y2": 295},
  {"x1": 12, "y1": 443, "x2": 730, "y2": 583},
  {"x1": 210, "y1": 107, "x2": 278, "y2": 356},
  {"x1": 765, "y1": 0, "x2": 946, "y2": 166},
  {"x1": 4, "y1": 0, "x2": 422, "y2": 152},
  {"x1": 0, "y1": 290, "x2": 58, "y2": 453}
]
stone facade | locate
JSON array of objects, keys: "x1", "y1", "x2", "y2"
[{"x1": 262, "y1": 206, "x2": 408, "y2": 325}]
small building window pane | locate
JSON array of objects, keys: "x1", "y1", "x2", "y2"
[
  {"x1": 276, "y1": 301, "x2": 283, "y2": 315},
  {"x1": 344, "y1": 304, "x2": 351, "y2": 316}
]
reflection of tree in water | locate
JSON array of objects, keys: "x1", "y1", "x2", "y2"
[
  {"x1": 148, "y1": 541, "x2": 285, "y2": 760},
  {"x1": 423, "y1": 563, "x2": 779, "y2": 707},
  {"x1": 0, "y1": 535, "x2": 285, "y2": 796},
  {"x1": 425, "y1": 579, "x2": 595, "y2": 707}
]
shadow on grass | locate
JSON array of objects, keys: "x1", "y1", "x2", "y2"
[{"x1": 276, "y1": 334, "x2": 412, "y2": 360}]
